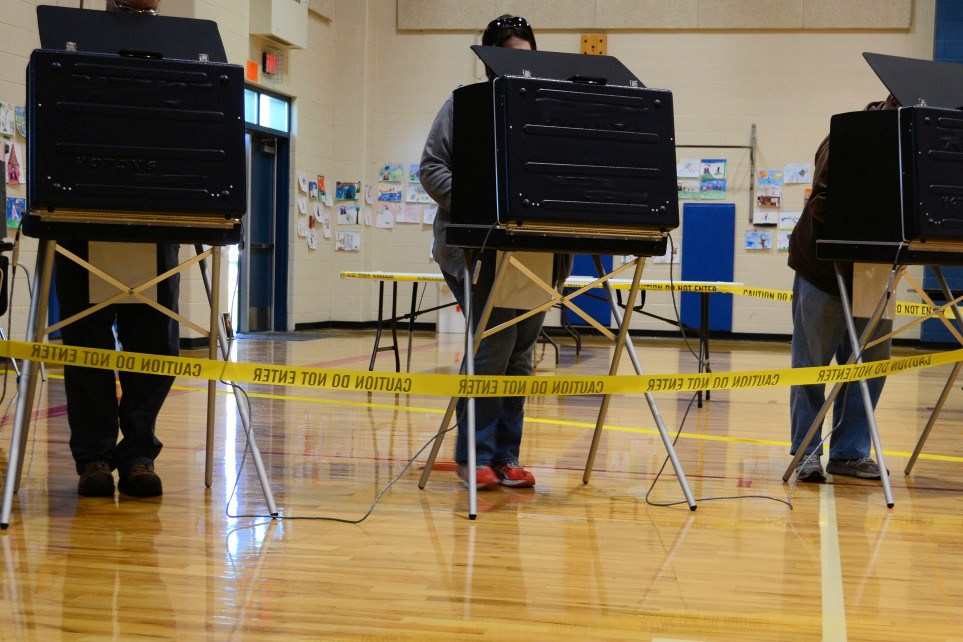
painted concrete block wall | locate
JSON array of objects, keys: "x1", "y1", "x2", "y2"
[{"x1": 0, "y1": 0, "x2": 938, "y2": 341}]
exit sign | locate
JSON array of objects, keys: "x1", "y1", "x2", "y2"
[{"x1": 263, "y1": 52, "x2": 278, "y2": 75}]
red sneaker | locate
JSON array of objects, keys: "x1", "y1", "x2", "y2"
[
  {"x1": 493, "y1": 462, "x2": 535, "y2": 488},
  {"x1": 457, "y1": 464, "x2": 498, "y2": 489}
]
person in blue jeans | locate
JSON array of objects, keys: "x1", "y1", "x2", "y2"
[
  {"x1": 786, "y1": 96, "x2": 898, "y2": 482},
  {"x1": 420, "y1": 15, "x2": 572, "y2": 489}
]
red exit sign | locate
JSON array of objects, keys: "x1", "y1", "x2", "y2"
[{"x1": 262, "y1": 52, "x2": 278, "y2": 75}]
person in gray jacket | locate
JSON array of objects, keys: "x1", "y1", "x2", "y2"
[{"x1": 420, "y1": 15, "x2": 572, "y2": 489}]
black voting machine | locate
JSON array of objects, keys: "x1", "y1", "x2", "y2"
[
  {"x1": 25, "y1": 5, "x2": 244, "y2": 244},
  {"x1": 2, "y1": 6, "x2": 277, "y2": 530},
  {"x1": 818, "y1": 52, "x2": 963, "y2": 264},
  {"x1": 447, "y1": 45, "x2": 679, "y2": 257}
]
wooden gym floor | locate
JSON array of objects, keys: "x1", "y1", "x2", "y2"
[{"x1": 1, "y1": 329, "x2": 962, "y2": 640}]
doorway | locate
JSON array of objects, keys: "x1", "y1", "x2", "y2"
[{"x1": 237, "y1": 87, "x2": 290, "y2": 334}]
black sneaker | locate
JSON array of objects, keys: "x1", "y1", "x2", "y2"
[
  {"x1": 118, "y1": 462, "x2": 163, "y2": 497},
  {"x1": 826, "y1": 457, "x2": 882, "y2": 480},
  {"x1": 78, "y1": 461, "x2": 115, "y2": 496},
  {"x1": 795, "y1": 455, "x2": 826, "y2": 483}
]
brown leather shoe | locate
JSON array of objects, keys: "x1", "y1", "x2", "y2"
[
  {"x1": 118, "y1": 462, "x2": 163, "y2": 497},
  {"x1": 78, "y1": 461, "x2": 115, "y2": 496}
]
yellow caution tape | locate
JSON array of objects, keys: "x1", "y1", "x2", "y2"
[
  {"x1": 1, "y1": 339, "x2": 959, "y2": 398},
  {"x1": 342, "y1": 271, "x2": 952, "y2": 318}
]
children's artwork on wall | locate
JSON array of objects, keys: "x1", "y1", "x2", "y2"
[
  {"x1": 307, "y1": 228, "x2": 318, "y2": 249},
  {"x1": 297, "y1": 194, "x2": 307, "y2": 215},
  {"x1": 408, "y1": 164, "x2": 420, "y2": 182},
  {"x1": 399, "y1": 204, "x2": 421, "y2": 223},
  {"x1": 0, "y1": 103, "x2": 15, "y2": 136},
  {"x1": 336, "y1": 181, "x2": 360, "y2": 200},
  {"x1": 364, "y1": 184, "x2": 375, "y2": 204},
  {"x1": 777, "y1": 230, "x2": 792, "y2": 251},
  {"x1": 423, "y1": 204, "x2": 438, "y2": 224},
  {"x1": 784, "y1": 163, "x2": 811, "y2": 184},
  {"x1": 701, "y1": 159, "x2": 726, "y2": 180},
  {"x1": 5, "y1": 141, "x2": 23, "y2": 185},
  {"x1": 757, "y1": 187, "x2": 781, "y2": 207},
  {"x1": 376, "y1": 205, "x2": 395, "y2": 228},
  {"x1": 297, "y1": 171, "x2": 309, "y2": 192},
  {"x1": 321, "y1": 215, "x2": 331, "y2": 238},
  {"x1": 677, "y1": 158, "x2": 700, "y2": 178},
  {"x1": 308, "y1": 181, "x2": 318, "y2": 200},
  {"x1": 745, "y1": 230, "x2": 771, "y2": 250},
  {"x1": 758, "y1": 169, "x2": 783, "y2": 188},
  {"x1": 377, "y1": 182, "x2": 402, "y2": 201},
  {"x1": 364, "y1": 205, "x2": 373, "y2": 226},
  {"x1": 338, "y1": 203, "x2": 360, "y2": 225},
  {"x1": 678, "y1": 178, "x2": 700, "y2": 199},
  {"x1": 317, "y1": 175, "x2": 327, "y2": 199},
  {"x1": 780, "y1": 211, "x2": 801, "y2": 230},
  {"x1": 379, "y1": 162, "x2": 404, "y2": 182},
  {"x1": 296, "y1": 216, "x2": 308, "y2": 238},
  {"x1": 313, "y1": 202, "x2": 323, "y2": 222},
  {"x1": 757, "y1": 170, "x2": 783, "y2": 206},
  {"x1": 406, "y1": 183, "x2": 434, "y2": 204},
  {"x1": 7, "y1": 196, "x2": 25, "y2": 228},
  {"x1": 804, "y1": 188, "x2": 812, "y2": 203},
  {"x1": 700, "y1": 179, "x2": 726, "y2": 200},
  {"x1": 15, "y1": 106, "x2": 26, "y2": 137},
  {"x1": 753, "y1": 208, "x2": 778, "y2": 226},
  {"x1": 336, "y1": 230, "x2": 361, "y2": 251},
  {"x1": 652, "y1": 242, "x2": 679, "y2": 264}
]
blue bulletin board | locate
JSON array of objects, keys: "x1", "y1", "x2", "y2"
[{"x1": 680, "y1": 203, "x2": 735, "y2": 332}]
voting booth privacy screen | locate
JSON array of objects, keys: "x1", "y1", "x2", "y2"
[
  {"x1": 25, "y1": 6, "x2": 245, "y2": 245},
  {"x1": 448, "y1": 46, "x2": 678, "y2": 257},
  {"x1": 819, "y1": 53, "x2": 963, "y2": 261}
]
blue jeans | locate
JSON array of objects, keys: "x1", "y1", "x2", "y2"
[
  {"x1": 443, "y1": 252, "x2": 546, "y2": 467},
  {"x1": 789, "y1": 274, "x2": 891, "y2": 459}
]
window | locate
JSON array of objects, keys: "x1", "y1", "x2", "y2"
[{"x1": 244, "y1": 86, "x2": 290, "y2": 134}]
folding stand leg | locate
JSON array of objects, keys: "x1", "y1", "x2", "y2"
[
  {"x1": 589, "y1": 256, "x2": 697, "y2": 510},
  {"x1": 2, "y1": 240, "x2": 55, "y2": 529},
  {"x1": 463, "y1": 258, "x2": 478, "y2": 519},
  {"x1": 905, "y1": 267, "x2": 963, "y2": 474},
  {"x1": 697, "y1": 292, "x2": 711, "y2": 408},
  {"x1": 0, "y1": 324, "x2": 21, "y2": 377},
  {"x1": 583, "y1": 260, "x2": 649, "y2": 475},
  {"x1": 782, "y1": 263, "x2": 895, "y2": 508},
  {"x1": 835, "y1": 267, "x2": 894, "y2": 507},
  {"x1": 417, "y1": 254, "x2": 512, "y2": 517},
  {"x1": 406, "y1": 282, "x2": 418, "y2": 373},
  {"x1": 194, "y1": 245, "x2": 278, "y2": 516}
]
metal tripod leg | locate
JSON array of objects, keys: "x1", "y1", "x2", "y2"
[
  {"x1": 782, "y1": 263, "x2": 895, "y2": 508},
  {"x1": 194, "y1": 245, "x2": 278, "y2": 516},
  {"x1": 0, "y1": 324, "x2": 20, "y2": 377},
  {"x1": 905, "y1": 266, "x2": 963, "y2": 474},
  {"x1": 836, "y1": 267, "x2": 894, "y2": 507},
  {"x1": 417, "y1": 254, "x2": 511, "y2": 518},
  {"x1": 589, "y1": 256, "x2": 697, "y2": 510},
  {"x1": 583, "y1": 260, "x2": 660, "y2": 482},
  {"x1": 463, "y1": 259, "x2": 478, "y2": 518},
  {"x1": 10, "y1": 262, "x2": 47, "y2": 381},
  {"x1": 2, "y1": 240, "x2": 55, "y2": 529}
]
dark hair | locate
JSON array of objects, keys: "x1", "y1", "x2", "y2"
[{"x1": 482, "y1": 14, "x2": 536, "y2": 50}]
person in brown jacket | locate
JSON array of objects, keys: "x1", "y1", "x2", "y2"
[{"x1": 787, "y1": 95, "x2": 899, "y2": 482}]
